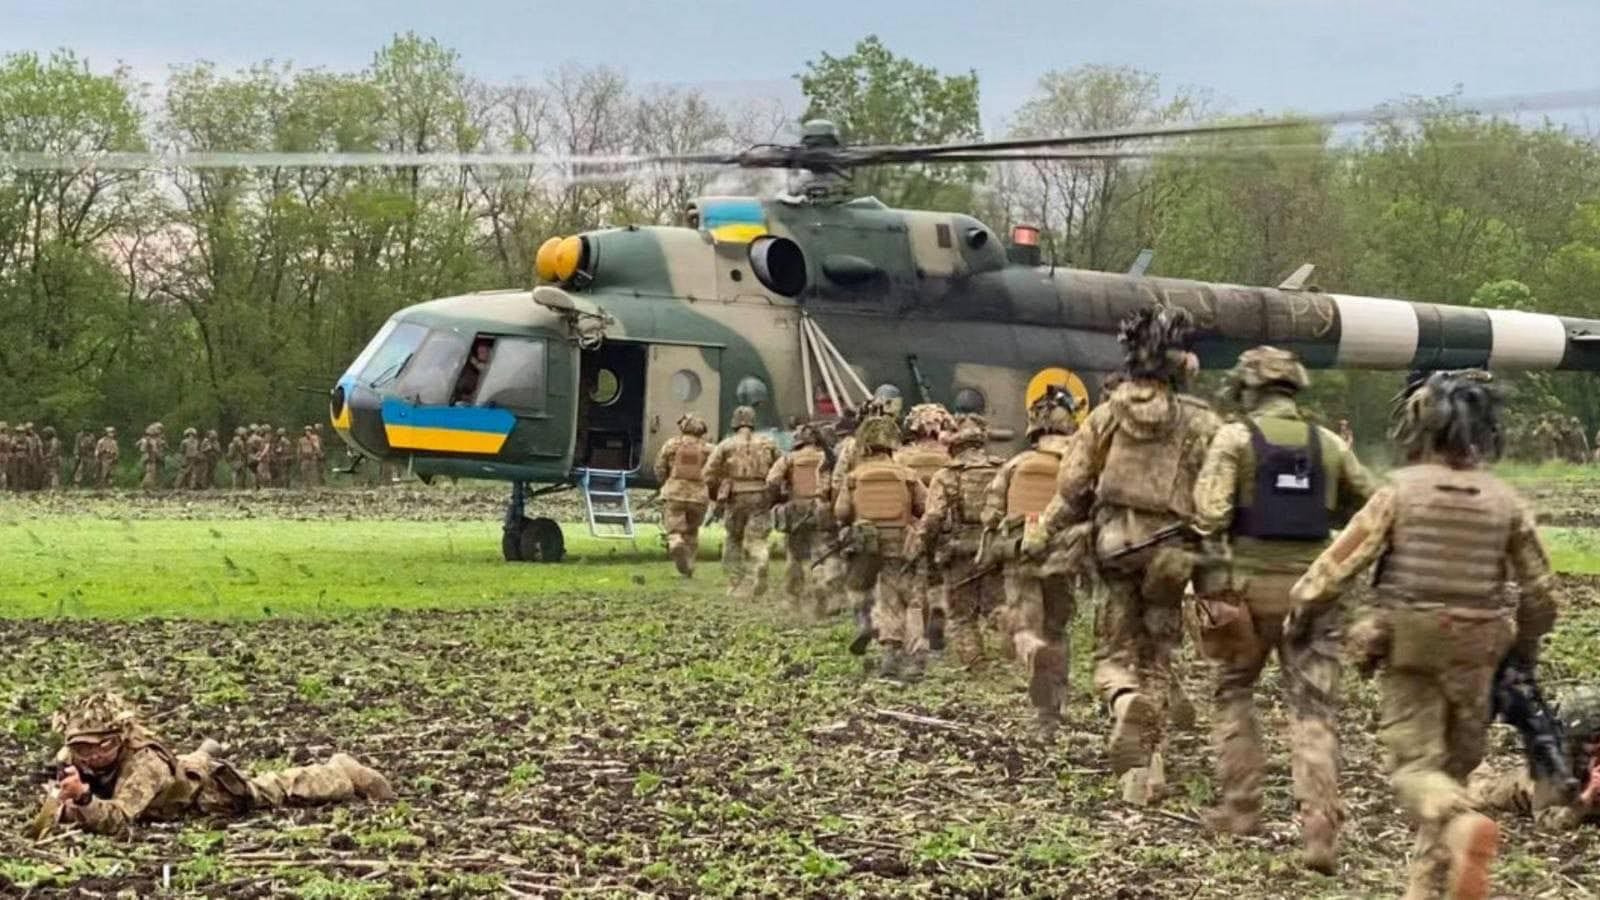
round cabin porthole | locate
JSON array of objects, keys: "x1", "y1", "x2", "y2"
[
  {"x1": 672, "y1": 369, "x2": 702, "y2": 402},
  {"x1": 953, "y1": 387, "x2": 986, "y2": 414},
  {"x1": 590, "y1": 368, "x2": 622, "y2": 406}
]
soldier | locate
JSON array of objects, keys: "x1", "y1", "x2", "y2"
[
  {"x1": 916, "y1": 414, "x2": 1005, "y2": 669},
  {"x1": 704, "y1": 406, "x2": 780, "y2": 599},
  {"x1": 41, "y1": 426, "x2": 62, "y2": 490},
  {"x1": 653, "y1": 414, "x2": 714, "y2": 577},
  {"x1": 178, "y1": 428, "x2": 202, "y2": 490},
  {"x1": 273, "y1": 427, "x2": 294, "y2": 488},
  {"x1": 1030, "y1": 307, "x2": 1220, "y2": 804},
  {"x1": 984, "y1": 387, "x2": 1082, "y2": 724},
  {"x1": 39, "y1": 691, "x2": 394, "y2": 838},
  {"x1": 0, "y1": 421, "x2": 10, "y2": 490},
  {"x1": 1289, "y1": 370, "x2": 1555, "y2": 900},
  {"x1": 895, "y1": 403, "x2": 955, "y2": 647},
  {"x1": 1569, "y1": 416, "x2": 1591, "y2": 463},
  {"x1": 72, "y1": 429, "x2": 95, "y2": 487},
  {"x1": 200, "y1": 429, "x2": 221, "y2": 489},
  {"x1": 1190, "y1": 347, "x2": 1379, "y2": 872},
  {"x1": 94, "y1": 427, "x2": 120, "y2": 488},
  {"x1": 834, "y1": 415, "x2": 928, "y2": 678},
  {"x1": 225, "y1": 427, "x2": 247, "y2": 489},
  {"x1": 136, "y1": 424, "x2": 166, "y2": 490},
  {"x1": 19, "y1": 423, "x2": 40, "y2": 490},
  {"x1": 298, "y1": 426, "x2": 322, "y2": 487},
  {"x1": 767, "y1": 423, "x2": 831, "y2": 617},
  {"x1": 311, "y1": 423, "x2": 328, "y2": 484},
  {"x1": 246, "y1": 425, "x2": 267, "y2": 488},
  {"x1": 1336, "y1": 418, "x2": 1355, "y2": 447},
  {"x1": 1468, "y1": 687, "x2": 1600, "y2": 832}
]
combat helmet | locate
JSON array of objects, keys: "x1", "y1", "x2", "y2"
[
  {"x1": 53, "y1": 691, "x2": 142, "y2": 746},
  {"x1": 730, "y1": 406, "x2": 757, "y2": 430},
  {"x1": 104, "y1": 426, "x2": 115, "y2": 435},
  {"x1": 234, "y1": 426, "x2": 246, "y2": 437},
  {"x1": 1561, "y1": 686, "x2": 1600, "y2": 753},
  {"x1": 276, "y1": 427, "x2": 287, "y2": 437},
  {"x1": 856, "y1": 415, "x2": 901, "y2": 453},
  {"x1": 1389, "y1": 369, "x2": 1504, "y2": 464},
  {"x1": 41, "y1": 425, "x2": 55, "y2": 438},
  {"x1": 948, "y1": 414, "x2": 989, "y2": 451},
  {"x1": 904, "y1": 403, "x2": 955, "y2": 441},
  {"x1": 868, "y1": 385, "x2": 904, "y2": 420},
  {"x1": 1119, "y1": 306, "x2": 1197, "y2": 384},
  {"x1": 1027, "y1": 385, "x2": 1078, "y2": 439},
  {"x1": 183, "y1": 427, "x2": 197, "y2": 438},
  {"x1": 1221, "y1": 345, "x2": 1309, "y2": 404},
  {"x1": 677, "y1": 413, "x2": 708, "y2": 437}
]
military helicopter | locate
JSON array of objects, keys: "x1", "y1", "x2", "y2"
[{"x1": 327, "y1": 112, "x2": 1600, "y2": 563}]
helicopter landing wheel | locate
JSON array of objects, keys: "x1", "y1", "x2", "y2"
[{"x1": 503, "y1": 516, "x2": 566, "y2": 563}]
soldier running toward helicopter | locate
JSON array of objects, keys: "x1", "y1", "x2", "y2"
[
  {"x1": 705, "y1": 406, "x2": 780, "y2": 600},
  {"x1": 654, "y1": 414, "x2": 714, "y2": 577},
  {"x1": 768, "y1": 422, "x2": 832, "y2": 618},
  {"x1": 916, "y1": 414, "x2": 1005, "y2": 670}
]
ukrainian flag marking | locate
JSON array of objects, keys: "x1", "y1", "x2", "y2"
[
  {"x1": 381, "y1": 399, "x2": 514, "y2": 455},
  {"x1": 701, "y1": 198, "x2": 766, "y2": 243}
]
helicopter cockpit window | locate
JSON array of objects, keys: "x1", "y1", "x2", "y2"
[
  {"x1": 397, "y1": 330, "x2": 470, "y2": 406},
  {"x1": 358, "y1": 321, "x2": 428, "y2": 387},
  {"x1": 453, "y1": 336, "x2": 494, "y2": 405},
  {"x1": 474, "y1": 338, "x2": 547, "y2": 412}
]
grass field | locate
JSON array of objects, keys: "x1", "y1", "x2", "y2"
[{"x1": 0, "y1": 489, "x2": 1597, "y2": 897}]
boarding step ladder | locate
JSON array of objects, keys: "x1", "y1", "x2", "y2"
[{"x1": 576, "y1": 467, "x2": 638, "y2": 540}]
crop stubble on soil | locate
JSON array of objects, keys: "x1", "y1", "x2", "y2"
[{"x1": 0, "y1": 488, "x2": 1598, "y2": 897}]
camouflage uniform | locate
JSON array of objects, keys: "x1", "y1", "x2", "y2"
[
  {"x1": 19, "y1": 423, "x2": 41, "y2": 490},
  {"x1": 917, "y1": 415, "x2": 1005, "y2": 669},
  {"x1": 0, "y1": 421, "x2": 10, "y2": 490},
  {"x1": 298, "y1": 427, "x2": 322, "y2": 487},
  {"x1": 41, "y1": 426, "x2": 62, "y2": 490},
  {"x1": 985, "y1": 389, "x2": 1083, "y2": 724},
  {"x1": 273, "y1": 428, "x2": 294, "y2": 488},
  {"x1": 72, "y1": 430, "x2": 95, "y2": 487},
  {"x1": 1191, "y1": 347, "x2": 1379, "y2": 871},
  {"x1": 42, "y1": 693, "x2": 394, "y2": 837},
  {"x1": 766, "y1": 424, "x2": 831, "y2": 617},
  {"x1": 178, "y1": 428, "x2": 201, "y2": 490},
  {"x1": 705, "y1": 406, "x2": 780, "y2": 599},
  {"x1": 226, "y1": 428, "x2": 248, "y2": 489},
  {"x1": 136, "y1": 424, "x2": 167, "y2": 490},
  {"x1": 93, "y1": 428, "x2": 119, "y2": 487},
  {"x1": 1035, "y1": 307, "x2": 1219, "y2": 804},
  {"x1": 895, "y1": 403, "x2": 955, "y2": 648},
  {"x1": 835, "y1": 416, "x2": 929, "y2": 678},
  {"x1": 1468, "y1": 687, "x2": 1600, "y2": 832},
  {"x1": 199, "y1": 430, "x2": 221, "y2": 488},
  {"x1": 653, "y1": 415, "x2": 714, "y2": 577},
  {"x1": 1291, "y1": 370, "x2": 1555, "y2": 900},
  {"x1": 246, "y1": 426, "x2": 268, "y2": 488}
]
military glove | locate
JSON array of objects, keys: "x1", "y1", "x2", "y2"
[{"x1": 1018, "y1": 515, "x2": 1049, "y2": 560}]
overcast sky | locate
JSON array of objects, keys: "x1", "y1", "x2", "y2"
[{"x1": 6, "y1": 0, "x2": 1600, "y2": 130}]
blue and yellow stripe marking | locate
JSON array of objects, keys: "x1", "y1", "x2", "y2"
[
  {"x1": 700, "y1": 197, "x2": 766, "y2": 243},
  {"x1": 381, "y1": 398, "x2": 515, "y2": 455}
]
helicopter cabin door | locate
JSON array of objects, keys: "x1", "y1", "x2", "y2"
[{"x1": 641, "y1": 342, "x2": 722, "y2": 471}]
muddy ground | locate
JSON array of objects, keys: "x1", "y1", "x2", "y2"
[{"x1": 0, "y1": 488, "x2": 1598, "y2": 897}]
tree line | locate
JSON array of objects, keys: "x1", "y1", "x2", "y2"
[{"x1": 2, "y1": 33, "x2": 1598, "y2": 450}]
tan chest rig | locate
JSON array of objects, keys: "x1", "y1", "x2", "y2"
[
  {"x1": 787, "y1": 446, "x2": 824, "y2": 499},
  {"x1": 852, "y1": 460, "x2": 912, "y2": 526},
  {"x1": 1095, "y1": 396, "x2": 1207, "y2": 519},
  {"x1": 896, "y1": 442, "x2": 950, "y2": 486},
  {"x1": 1378, "y1": 464, "x2": 1516, "y2": 609},
  {"x1": 671, "y1": 439, "x2": 706, "y2": 482},
  {"x1": 955, "y1": 461, "x2": 999, "y2": 526},
  {"x1": 1005, "y1": 448, "x2": 1061, "y2": 518}
]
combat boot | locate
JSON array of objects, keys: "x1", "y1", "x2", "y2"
[
  {"x1": 1442, "y1": 812, "x2": 1498, "y2": 900},
  {"x1": 1028, "y1": 643, "x2": 1066, "y2": 724},
  {"x1": 902, "y1": 650, "x2": 927, "y2": 682},
  {"x1": 925, "y1": 608, "x2": 947, "y2": 652},
  {"x1": 1168, "y1": 682, "x2": 1197, "y2": 732},
  {"x1": 1300, "y1": 807, "x2": 1338, "y2": 875},
  {"x1": 849, "y1": 604, "x2": 877, "y2": 656},
  {"x1": 1120, "y1": 752, "x2": 1166, "y2": 806},
  {"x1": 1201, "y1": 802, "x2": 1262, "y2": 837},
  {"x1": 331, "y1": 753, "x2": 398, "y2": 802},
  {"x1": 1107, "y1": 691, "x2": 1158, "y2": 774},
  {"x1": 878, "y1": 642, "x2": 904, "y2": 679},
  {"x1": 669, "y1": 542, "x2": 693, "y2": 577},
  {"x1": 196, "y1": 738, "x2": 228, "y2": 758}
]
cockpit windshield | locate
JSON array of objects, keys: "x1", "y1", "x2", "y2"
[{"x1": 356, "y1": 321, "x2": 428, "y2": 387}]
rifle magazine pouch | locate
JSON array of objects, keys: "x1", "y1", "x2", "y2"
[
  {"x1": 1192, "y1": 589, "x2": 1257, "y2": 661},
  {"x1": 1388, "y1": 606, "x2": 1513, "y2": 673}
]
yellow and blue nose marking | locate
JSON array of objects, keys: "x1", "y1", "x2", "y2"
[{"x1": 380, "y1": 398, "x2": 515, "y2": 455}]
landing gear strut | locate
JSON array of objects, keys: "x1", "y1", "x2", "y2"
[{"x1": 502, "y1": 480, "x2": 566, "y2": 563}]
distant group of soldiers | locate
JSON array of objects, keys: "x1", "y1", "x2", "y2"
[
  {"x1": 655, "y1": 307, "x2": 1590, "y2": 900},
  {"x1": 0, "y1": 421, "x2": 329, "y2": 490},
  {"x1": 1510, "y1": 411, "x2": 1595, "y2": 463}
]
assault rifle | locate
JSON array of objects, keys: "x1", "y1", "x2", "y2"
[
  {"x1": 1102, "y1": 521, "x2": 1192, "y2": 563},
  {"x1": 1492, "y1": 652, "x2": 1578, "y2": 795}
]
